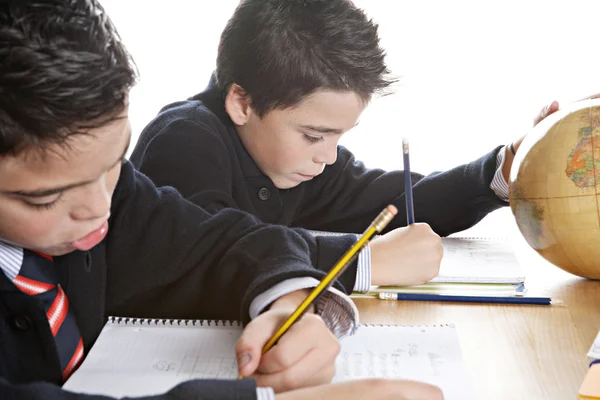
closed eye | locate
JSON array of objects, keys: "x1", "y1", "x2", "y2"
[
  {"x1": 303, "y1": 134, "x2": 325, "y2": 144},
  {"x1": 24, "y1": 193, "x2": 63, "y2": 212}
]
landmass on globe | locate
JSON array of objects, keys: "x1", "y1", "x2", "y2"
[{"x1": 565, "y1": 111, "x2": 600, "y2": 188}]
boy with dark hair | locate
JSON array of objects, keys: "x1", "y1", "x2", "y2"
[
  {"x1": 132, "y1": 0, "x2": 540, "y2": 291},
  {"x1": 0, "y1": 1, "x2": 443, "y2": 399}
]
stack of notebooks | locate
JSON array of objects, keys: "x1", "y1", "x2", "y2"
[
  {"x1": 311, "y1": 232, "x2": 550, "y2": 305},
  {"x1": 358, "y1": 236, "x2": 551, "y2": 305}
]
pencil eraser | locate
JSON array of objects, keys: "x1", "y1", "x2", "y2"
[{"x1": 579, "y1": 363, "x2": 600, "y2": 399}]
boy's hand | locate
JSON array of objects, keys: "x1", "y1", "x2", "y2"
[
  {"x1": 502, "y1": 92, "x2": 600, "y2": 182},
  {"x1": 501, "y1": 100, "x2": 560, "y2": 182},
  {"x1": 235, "y1": 289, "x2": 340, "y2": 392},
  {"x1": 370, "y1": 223, "x2": 443, "y2": 287},
  {"x1": 275, "y1": 378, "x2": 444, "y2": 400}
]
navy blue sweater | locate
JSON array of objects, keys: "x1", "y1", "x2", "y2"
[
  {"x1": 131, "y1": 75, "x2": 507, "y2": 239},
  {"x1": 0, "y1": 161, "x2": 352, "y2": 400}
]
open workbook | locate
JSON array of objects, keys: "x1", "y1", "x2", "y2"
[
  {"x1": 64, "y1": 318, "x2": 476, "y2": 400},
  {"x1": 311, "y1": 231, "x2": 525, "y2": 284},
  {"x1": 432, "y1": 237, "x2": 525, "y2": 284}
]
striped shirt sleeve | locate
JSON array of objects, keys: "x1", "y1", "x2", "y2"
[
  {"x1": 490, "y1": 145, "x2": 510, "y2": 201},
  {"x1": 353, "y1": 243, "x2": 372, "y2": 293},
  {"x1": 249, "y1": 276, "x2": 359, "y2": 338},
  {"x1": 256, "y1": 387, "x2": 275, "y2": 400}
]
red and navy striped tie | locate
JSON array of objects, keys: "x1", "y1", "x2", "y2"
[{"x1": 12, "y1": 250, "x2": 84, "y2": 381}]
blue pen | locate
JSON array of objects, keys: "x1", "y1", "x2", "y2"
[
  {"x1": 402, "y1": 138, "x2": 415, "y2": 224},
  {"x1": 378, "y1": 292, "x2": 552, "y2": 305}
]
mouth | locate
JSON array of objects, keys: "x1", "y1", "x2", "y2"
[
  {"x1": 297, "y1": 173, "x2": 317, "y2": 180},
  {"x1": 69, "y1": 220, "x2": 109, "y2": 251}
]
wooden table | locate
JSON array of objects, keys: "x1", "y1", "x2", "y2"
[{"x1": 353, "y1": 227, "x2": 600, "y2": 400}]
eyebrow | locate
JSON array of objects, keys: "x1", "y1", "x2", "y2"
[
  {"x1": 299, "y1": 121, "x2": 360, "y2": 135},
  {"x1": 6, "y1": 132, "x2": 131, "y2": 198}
]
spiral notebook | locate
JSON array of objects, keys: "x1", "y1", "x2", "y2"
[{"x1": 64, "y1": 317, "x2": 475, "y2": 400}]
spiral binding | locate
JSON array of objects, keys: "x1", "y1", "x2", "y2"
[
  {"x1": 107, "y1": 317, "x2": 452, "y2": 329},
  {"x1": 359, "y1": 323, "x2": 455, "y2": 328},
  {"x1": 107, "y1": 316, "x2": 242, "y2": 327},
  {"x1": 448, "y1": 236, "x2": 507, "y2": 241}
]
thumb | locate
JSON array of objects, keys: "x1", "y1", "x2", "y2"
[
  {"x1": 533, "y1": 100, "x2": 559, "y2": 127},
  {"x1": 235, "y1": 313, "x2": 281, "y2": 377}
]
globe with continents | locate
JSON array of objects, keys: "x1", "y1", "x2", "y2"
[{"x1": 509, "y1": 98, "x2": 600, "y2": 280}]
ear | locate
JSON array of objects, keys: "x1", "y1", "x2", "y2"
[{"x1": 225, "y1": 83, "x2": 253, "y2": 126}]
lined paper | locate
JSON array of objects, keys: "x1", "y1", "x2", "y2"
[{"x1": 65, "y1": 320, "x2": 474, "y2": 399}]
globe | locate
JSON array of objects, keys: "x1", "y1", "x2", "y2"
[{"x1": 509, "y1": 98, "x2": 600, "y2": 280}]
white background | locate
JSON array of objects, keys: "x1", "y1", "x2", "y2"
[{"x1": 100, "y1": 0, "x2": 600, "y2": 236}]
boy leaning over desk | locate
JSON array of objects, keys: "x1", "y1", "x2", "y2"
[
  {"x1": 0, "y1": 1, "x2": 442, "y2": 399},
  {"x1": 132, "y1": 0, "x2": 561, "y2": 294}
]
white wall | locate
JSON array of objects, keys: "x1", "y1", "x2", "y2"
[
  {"x1": 100, "y1": 0, "x2": 600, "y2": 235},
  {"x1": 99, "y1": 1, "x2": 239, "y2": 142}
]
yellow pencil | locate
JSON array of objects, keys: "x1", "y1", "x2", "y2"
[
  {"x1": 238, "y1": 205, "x2": 396, "y2": 379},
  {"x1": 262, "y1": 204, "x2": 397, "y2": 353}
]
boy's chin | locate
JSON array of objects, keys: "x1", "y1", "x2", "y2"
[
  {"x1": 49, "y1": 248, "x2": 77, "y2": 256},
  {"x1": 36, "y1": 244, "x2": 79, "y2": 257},
  {"x1": 271, "y1": 175, "x2": 304, "y2": 190},
  {"x1": 274, "y1": 181, "x2": 301, "y2": 190},
  {"x1": 0, "y1": 239, "x2": 75, "y2": 256}
]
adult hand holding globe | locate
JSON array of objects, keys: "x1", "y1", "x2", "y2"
[{"x1": 509, "y1": 96, "x2": 600, "y2": 280}]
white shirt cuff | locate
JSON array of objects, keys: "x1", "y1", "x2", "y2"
[
  {"x1": 490, "y1": 145, "x2": 510, "y2": 201},
  {"x1": 353, "y1": 242, "x2": 372, "y2": 293},
  {"x1": 256, "y1": 387, "x2": 275, "y2": 400},
  {"x1": 249, "y1": 277, "x2": 359, "y2": 338}
]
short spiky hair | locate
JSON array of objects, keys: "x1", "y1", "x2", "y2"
[
  {"x1": 216, "y1": 0, "x2": 395, "y2": 117},
  {"x1": 0, "y1": 0, "x2": 136, "y2": 156}
]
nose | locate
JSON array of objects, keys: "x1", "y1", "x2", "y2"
[
  {"x1": 70, "y1": 179, "x2": 111, "y2": 221},
  {"x1": 313, "y1": 142, "x2": 338, "y2": 165}
]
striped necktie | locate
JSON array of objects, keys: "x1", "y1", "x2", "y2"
[{"x1": 11, "y1": 249, "x2": 84, "y2": 381}]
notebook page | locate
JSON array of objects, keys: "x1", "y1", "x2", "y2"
[
  {"x1": 431, "y1": 237, "x2": 525, "y2": 284},
  {"x1": 64, "y1": 319, "x2": 474, "y2": 399},
  {"x1": 309, "y1": 231, "x2": 524, "y2": 284},
  {"x1": 335, "y1": 324, "x2": 475, "y2": 400},
  {"x1": 64, "y1": 320, "x2": 241, "y2": 397}
]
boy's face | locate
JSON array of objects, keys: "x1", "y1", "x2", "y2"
[
  {"x1": 237, "y1": 90, "x2": 366, "y2": 189},
  {"x1": 0, "y1": 110, "x2": 130, "y2": 255}
]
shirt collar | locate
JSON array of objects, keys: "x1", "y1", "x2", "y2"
[{"x1": 0, "y1": 241, "x2": 23, "y2": 281}]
